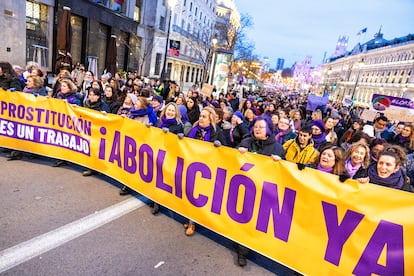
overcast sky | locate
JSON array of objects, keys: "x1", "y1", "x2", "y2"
[{"x1": 235, "y1": 0, "x2": 414, "y2": 68}]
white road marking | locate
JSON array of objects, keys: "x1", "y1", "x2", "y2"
[
  {"x1": 154, "y1": 261, "x2": 165, "y2": 268},
  {"x1": 0, "y1": 197, "x2": 146, "y2": 273}
]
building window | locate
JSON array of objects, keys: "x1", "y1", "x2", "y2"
[
  {"x1": 71, "y1": 15, "x2": 83, "y2": 66},
  {"x1": 26, "y1": 0, "x2": 49, "y2": 67},
  {"x1": 186, "y1": 66, "x2": 190, "y2": 82},
  {"x1": 155, "y1": 53, "x2": 162, "y2": 75},
  {"x1": 160, "y1": 16, "x2": 166, "y2": 31},
  {"x1": 97, "y1": 24, "x2": 109, "y2": 75},
  {"x1": 134, "y1": 3, "x2": 140, "y2": 22},
  {"x1": 191, "y1": 67, "x2": 195, "y2": 82},
  {"x1": 167, "y1": 62, "x2": 172, "y2": 79}
]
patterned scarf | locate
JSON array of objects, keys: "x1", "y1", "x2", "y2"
[{"x1": 188, "y1": 125, "x2": 211, "y2": 141}]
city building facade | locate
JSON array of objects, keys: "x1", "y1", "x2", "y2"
[
  {"x1": 320, "y1": 31, "x2": 414, "y2": 106},
  {"x1": 1, "y1": 0, "x2": 239, "y2": 92},
  {"x1": 1, "y1": 0, "x2": 139, "y2": 76}
]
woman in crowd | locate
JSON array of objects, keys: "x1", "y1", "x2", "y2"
[
  {"x1": 228, "y1": 111, "x2": 250, "y2": 148},
  {"x1": 183, "y1": 107, "x2": 226, "y2": 237},
  {"x1": 51, "y1": 69, "x2": 71, "y2": 98},
  {"x1": 117, "y1": 93, "x2": 137, "y2": 117},
  {"x1": 129, "y1": 96, "x2": 158, "y2": 126},
  {"x1": 369, "y1": 138, "x2": 388, "y2": 166},
  {"x1": 103, "y1": 86, "x2": 121, "y2": 114},
  {"x1": 235, "y1": 116, "x2": 285, "y2": 267},
  {"x1": 82, "y1": 88, "x2": 111, "y2": 177},
  {"x1": 367, "y1": 145, "x2": 407, "y2": 190},
  {"x1": 151, "y1": 95, "x2": 164, "y2": 117},
  {"x1": 186, "y1": 96, "x2": 201, "y2": 125},
  {"x1": 50, "y1": 79, "x2": 83, "y2": 167},
  {"x1": 80, "y1": 71, "x2": 94, "y2": 98},
  {"x1": 178, "y1": 105, "x2": 193, "y2": 135},
  {"x1": 55, "y1": 78, "x2": 82, "y2": 105},
  {"x1": 344, "y1": 142, "x2": 370, "y2": 183},
  {"x1": 6, "y1": 72, "x2": 48, "y2": 160},
  {"x1": 244, "y1": 108, "x2": 257, "y2": 130},
  {"x1": 0, "y1": 62, "x2": 23, "y2": 91},
  {"x1": 148, "y1": 102, "x2": 184, "y2": 213},
  {"x1": 310, "y1": 120, "x2": 328, "y2": 150},
  {"x1": 339, "y1": 131, "x2": 371, "y2": 152},
  {"x1": 23, "y1": 74, "x2": 47, "y2": 96},
  {"x1": 310, "y1": 109, "x2": 323, "y2": 122},
  {"x1": 157, "y1": 102, "x2": 184, "y2": 134},
  {"x1": 313, "y1": 144, "x2": 346, "y2": 176},
  {"x1": 290, "y1": 109, "x2": 304, "y2": 134},
  {"x1": 324, "y1": 117, "x2": 338, "y2": 145},
  {"x1": 275, "y1": 117, "x2": 297, "y2": 145},
  {"x1": 391, "y1": 124, "x2": 414, "y2": 154},
  {"x1": 339, "y1": 118, "x2": 364, "y2": 145},
  {"x1": 269, "y1": 112, "x2": 279, "y2": 133},
  {"x1": 83, "y1": 87, "x2": 110, "y2": 113},
  {"x1": 241, "y1": 99, "x2": 258, "y2": 115}
]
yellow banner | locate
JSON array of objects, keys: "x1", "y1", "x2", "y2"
[{"x1": 1, "y1": 89, "x2": 414, "y2": 275}]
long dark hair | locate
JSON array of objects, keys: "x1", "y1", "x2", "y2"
[{"x1": 0, "y1": 62, "x2": 18, "y2": 79}]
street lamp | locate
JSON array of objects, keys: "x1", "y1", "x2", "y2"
[
  {"x1": 160, "y1": 0, "x2": 177, "y2": 80},
  {"x1": 209, "y1": 35, "x2": 218, "y2": 85}
]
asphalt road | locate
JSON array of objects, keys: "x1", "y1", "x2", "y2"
[{"x1": 0, "y1": 152, "x2": 298, "y2": 276}]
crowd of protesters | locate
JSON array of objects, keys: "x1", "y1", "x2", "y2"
[{"x1": 1, "y1": 60, "x2": 414, "y2": 268}]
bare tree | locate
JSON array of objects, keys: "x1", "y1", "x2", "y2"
[
  {"x1": 233, "y1": 13, "x2": 257, "y2": 60},
  {"x1": 184, "y1": 30, "x2": 216, "y2": 83}
]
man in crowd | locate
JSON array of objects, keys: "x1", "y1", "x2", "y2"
[{"x1": 283, "y1": 125, "x2": 319, "y2": 167}]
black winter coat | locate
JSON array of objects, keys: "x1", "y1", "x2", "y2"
[{"x1": 239, "y1": 135, "x2": 286, "y2": 159}]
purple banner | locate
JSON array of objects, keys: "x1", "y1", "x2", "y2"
[
  {"x1": 0, "y1": 118, "x2": 90, "y2": 156},
  {"x1": 372, "y1": 94, "x2": 414, "y2": 111}
]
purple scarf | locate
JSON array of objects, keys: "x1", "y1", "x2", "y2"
[
  {"x1": 275, "y1": 128, "x2": 290, "y2": 144},
  {"x1": 397, "y1": 135, "x2": 410, "y2": 145},
  {"x1": 367, "y1": 164, "x2": 404, "y2": 190},
  {"x1": 188, "y1": 125, "x2": 211, "y2": 141},
  {"x1": 312, "y1": 133, "x2": 327, "y2": 149},
  {"x1": 317, "y1": 163, "x2": 334, "y2": 174},
  {"x1": 345, "y1": 158, "x2": 362, "y2": 178},
  {"x1": 159, "y1": 115, "x2": 177, "y2": 129}
]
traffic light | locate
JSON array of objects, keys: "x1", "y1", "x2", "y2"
[{"x1": 332, "y1": 83, "x2": 337, "y2": 90}]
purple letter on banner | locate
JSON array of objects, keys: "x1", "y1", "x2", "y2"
[
  {"x1": 156, "y1": 149, "x2": 173, "y2": 193},
  {"x1": 185, "y1": 162, "x2": 210, "y2": 207},
  {"x1": 322, "y1": 201, "x2": 364, "y2": 266},
  {"x1": 256, "y1": 182, "x2": 296, "y2": 242},
  {"x1": 124, "y1": 135, "x2": 137, "y2": 173},
  {"x1": 353, "y1": 220, "x2": 404, "y2": 275},
  {"x1": 226, "y1": 174, "x2": 256, "y2": 223}
]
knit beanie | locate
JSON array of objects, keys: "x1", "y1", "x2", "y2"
[{"x1": 311, "y1": 120, "x2": 326, "y2": 133}]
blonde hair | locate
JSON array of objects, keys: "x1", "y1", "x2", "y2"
[
  {"x1": 60, "y1": 78, "x2": 78, "y2": 93},
  {"x1": 26, "y1": 74, "x2": 44, "y2": 90},
  {"x1": 345, "y1": 142, "x2": 370, "y2": 168},
  {"x1": 312, "y1": 110, "x2": 323, "y2": 121},
  {"x1": 199, "y1": 106, "x2": 217, "y2": 131},
  {"x1": 160, "y1": 102, "x2": 182, "y2": 124},
  {"x1": 404, "y1": 124, "x2": 414, "y2": 150},
  {"x1": 136, "y1": 96, "x2": 150, "y2": 109}
]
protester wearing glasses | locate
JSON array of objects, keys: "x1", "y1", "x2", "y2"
[{"x1": 235, "y1": 116, "x2": 285, "y2": 267}]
